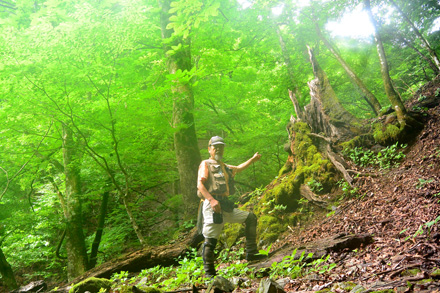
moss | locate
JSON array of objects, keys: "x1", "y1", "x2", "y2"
[
  {"x1": 141, "y1": 287, "x2": 163, "y2": 293},
  {"x1": 339, "y1": 134, "x2": 374, "y2": 151},
  {"x1": 371, "y1": 290, "x2": 394, "y2": 293},
  {"x1": 331, "y1": 281, "x2": 357, "y2": 291},
  {"x1": 69, "y1": 277, "x2": 112, "y2": 293},
  {"x1": 415, "y1": 279, "x2": 434, "y2": 285},
  {"x1": 373, "y1": 122, "x2": 402, "y2": 145},
  {"x1": 431, "y1": 268, "x2": 440, "y2": 278},
  {"x1": 278, "y1": 161, "x2": 293, "y2": 177},
  {"x1": 401, "y1": 268, "x2": 421, "y2": 277},
  {"x1": 220, "y1": 223, "x2": 243, "y2": 248},
  {"x1": 257, "y1": 215, "x2": 285, "y2": 244}
]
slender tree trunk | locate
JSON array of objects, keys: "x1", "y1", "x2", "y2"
[
  {"x1": 276, "y1": 26, "x2": 305, "y2": 120},
  {"x1": 159, "y1": 0, "x2": 202, "y2": 219},
  {"x1": 62, "y1": 124, "x2": 89, "y2": 281},
  {"x1": 88, "y1": 187, "x2": 110, "y2": 269},
  {"x1": 364, "y1": 0, "x2": 407, "y2": 126},
  {"x1": 314, "y1": 23, "x2": 382, "y2": 115},
  {"x1": 389, "y1": 0, "x2": 440, "y2": 72},
  {"x1": 0, "y1": 247, "x2": 17, "y2": 290},
  {"x1": 397, "y1": 35, "x2": 440, "y2": 75}
]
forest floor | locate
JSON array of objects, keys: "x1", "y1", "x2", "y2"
[{"x1": 242, "y1": 79, "x2": 440, "y2": 292}]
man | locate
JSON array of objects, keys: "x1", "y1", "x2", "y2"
[{"x1": 197, "y1": 136, "x2": 263, "y2": 277}]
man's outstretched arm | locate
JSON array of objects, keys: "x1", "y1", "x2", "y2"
[{"x1": 235, "y1": 152, "x2": 261, "y2": 173}]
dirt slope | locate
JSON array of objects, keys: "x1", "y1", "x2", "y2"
[{"x1": 267, "y1": 81, "x2": 440, "y2": 291}]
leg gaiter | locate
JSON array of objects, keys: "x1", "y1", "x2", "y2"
[
  {"x1": 202, "y1": 238, "x2": 217, "y2": 277},
  {"x1": 245, "y1": 212, "x2": 258, "y2": 255}
]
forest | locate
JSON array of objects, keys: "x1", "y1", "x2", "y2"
[{"x1": 1, "y1": 0, "x2": 440, "y2": 292}]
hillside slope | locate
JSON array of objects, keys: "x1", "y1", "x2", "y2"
[{"x1": 265, "y1": 79, "x2": 440, "y2": 291}]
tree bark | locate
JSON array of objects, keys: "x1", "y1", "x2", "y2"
[
  {"x1": 305, "y1": 45, "x2": 361, "y2": 141},
  {"x1": 364, "y1": 0, "x2": 407, "y2": 127},
  {"x1": 0, "y1": 246, "x2": 17, "y2": 290},
  {"x1": 389, "y1": 0, "x2": 440, "y2": 73},
  {"x1": 314, "y1": 23, "x2": 382, "y2": 115},
  {"x1": 159, "y1": 0, "x2": 202, "y2": 220},
  {"x1": 62, "y1": 124, "x2": 89, "y2": 281},
  {"x1": 88, "y1": 186, "x2": 110, "y2": 269}
]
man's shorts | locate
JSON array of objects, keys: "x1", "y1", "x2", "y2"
[{"x1": 202, "y1": 199, "x2": 249, "y2": 239}]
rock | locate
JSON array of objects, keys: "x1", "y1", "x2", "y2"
[
  {"x1": 68, "y1": 277, "x2": 112, "y2": 293},
  {"x1": 275, "y1": 278, "x2": 290, "y2": 288},
  {"x1": 205, "y1": 276, "x2": 235, "y2": 293},
  {"x1": 257, "y1": 278, "x2": 285, "y2": 293},
  {"x1": 10, "y1": 280, "x2": 47, "y2": 293}
]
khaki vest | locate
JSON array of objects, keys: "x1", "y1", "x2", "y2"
[{"x1": 197, "y1": 159, "x2": 235, "y2": 199}]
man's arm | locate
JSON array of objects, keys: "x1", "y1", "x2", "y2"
[{"x1": 234, "y1": 152, "x2": 261, "y2": 173}]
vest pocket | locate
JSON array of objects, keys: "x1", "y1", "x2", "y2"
[{"x1": 213, "y1": 173, "x2": 227, "y2": 194}]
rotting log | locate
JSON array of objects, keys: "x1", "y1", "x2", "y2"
[
  {"x1": 68, "y1": 229, "x2": 203, "y2": 284},
  {"x1": 251, "y1": 233, "x2": 373, "y2": 270}
]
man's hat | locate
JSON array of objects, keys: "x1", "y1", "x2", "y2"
[{"x1": 209, "y1": 136, "x2": 225, "y2": 146}]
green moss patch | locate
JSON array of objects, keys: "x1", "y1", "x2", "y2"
[
  {"x1": 373, "y1": 122, "x2": 402, "y2": 145},
  {"x1": 69, "y1": 277, "x2": 112, "y2": 293}
]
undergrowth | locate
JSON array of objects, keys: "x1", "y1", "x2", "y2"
[
  {"x1": 343, "y1": 142, "x2": 407, "y2": 169},
  {"x1": 109, "y1": 248, "x2": 337, "y2": 292}
]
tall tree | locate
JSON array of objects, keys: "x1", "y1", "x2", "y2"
[
  {"x1": 159, "y1": 0, "x2": 203, "y2": 219},
  {"x1": 62, "y1": 124, "x2": 89, "y2": 280},
  {"x1": 364, "y1": 0, "x2": 407, "y2": 126}
]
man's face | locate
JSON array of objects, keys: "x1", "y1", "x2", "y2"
[{"x1": 209, "y1": 144, "x2": 224, "y2": 161}]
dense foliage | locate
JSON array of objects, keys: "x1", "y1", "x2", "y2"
[{"x1": 0, "y1": 0, "x2": 439, "y2": 287}]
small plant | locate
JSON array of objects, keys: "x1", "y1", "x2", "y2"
[
  {"x1": 307, "y1": 178, "x2": 324, "y2": 193},
  {"x1": 258, "y1": 244, "x2": 272, "y2": 256},
  {"x1": 405, "y1": 215, "x2": 440, "y2": 241},
  {"x1": 298, "y1": 198, "x2": 309, "y2": 213},
  {"x1": 416, "y1": 178, "x2": 434, "y2": 189},
  {"x1": 343, "y1": 142, "x2": 406, "y2": 170},
  {"x1": 337, "y1": 180, "x2": 359, "y2": 198},
  {"x1": 309, "y1": 255, "x2": 337, "y2": 274}
]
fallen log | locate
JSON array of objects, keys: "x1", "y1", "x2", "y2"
[
  {"x1": 251, "y1": 233, "x2": 373, "y2": 270},
  {"x1": 69, "y1": 229, "x2": 203, "y2": 284}
]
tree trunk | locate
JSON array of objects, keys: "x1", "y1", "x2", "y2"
[
  {"x1": 389, "y1": 0, "x2": 440, "y2": 73},
  {"x1": 277, "y1": 26, "x2": 305, "y2": 121},
  {"x1": 88, "y1": 187, "x2": 110, "y2": 269},
  {"x1": 364, "y1": 0, "x2": 407, "y2": 127},
  {"x1": 305, "y1": 45, "x2": 362, "y2": 141},
  {"x1": 62, "y1": 124, "x2": 89, "y2": 281},
  {"x1": 314, "y1": 23, "x2": 382, "y2": 115},
  {"x1": 159, "y1": 0, "x2": 202, "y2": 220},
  {"x1": 0, "y1": 247, "x2": 17, "y2": 290}
]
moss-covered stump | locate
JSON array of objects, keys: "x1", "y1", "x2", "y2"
[
  {"x1": 69, "y1": 277, "x2": 112, "y2": 293},
  {"x1": 248, "y1": 121, "x2": 338, "y2": 246}
]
